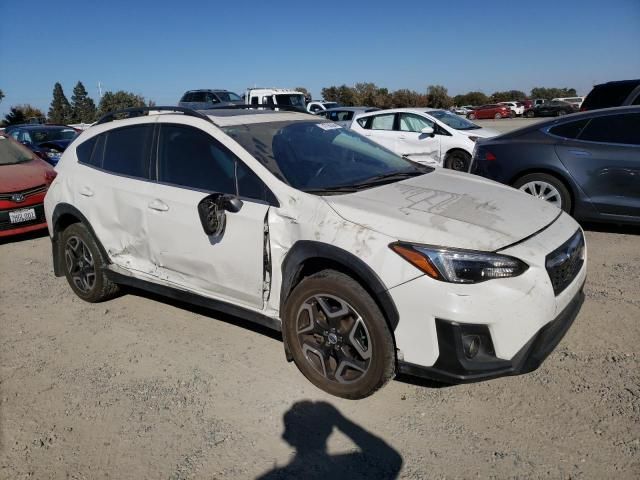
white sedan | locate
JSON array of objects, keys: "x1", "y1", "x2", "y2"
[{"x1": 350, "y1": 108, "x2": 499, "y2": 170}]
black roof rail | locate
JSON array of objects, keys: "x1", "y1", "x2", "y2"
[
  {"x1": 95, "y1": 106, "x2": 216, "y2": 125},
  {"x1": 205, "y1": 104, "x2": 310, "y2": 114}
]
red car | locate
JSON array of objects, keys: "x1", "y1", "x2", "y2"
[
  {"x1": 0, "y1": 135, "x2": 56, "y2": 238},
  {"x1": 467, "y1": 104, "x2": 513, "y2": 120}
]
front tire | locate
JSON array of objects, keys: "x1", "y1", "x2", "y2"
[
  {"x1": 494, "y1": 113, "x2": 502, "y2": 119},
  {"x1": 445, "y1": 151, "x2": 471, "y2": 171},
  {"x1": 283, "y1": 270, "x2": 395, "y2": 399},
  {"x1": 467, "y1": 113, "x2": 476, "y2": 120},
  {"x1": 61, "y1": 223, "x2": 119, "y2": 302},
  {"x1": 513, "y1": 173, "x2": 572, "y2": 213},
  {"x1": 526, "y1": 110, "x2": 535, "y2": 118}
]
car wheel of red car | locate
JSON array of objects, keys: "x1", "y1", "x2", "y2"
[
  {"x1": 494, "y1": 113, "x2": 502, "y2": 119},
  {"x1": 467, "y1": 113, "x2": 476, "y2": 120}
]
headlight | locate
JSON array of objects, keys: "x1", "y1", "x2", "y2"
[
  {"x1": 46, "y1": 150, "x2": 61, "y2": 158},
  {"x1": 390, "y1": 243, "x2": 528, "y2": 284}
]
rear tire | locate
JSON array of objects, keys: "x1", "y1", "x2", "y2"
[
  {"x1": 467, "y1": 113, "x2": 476, "y2": 120},
  {"x1": 513, "y1": 173, "x2": 572, "y2": 213},
  {"x1": 444, "y1": 151, "x2": 471, "y2": 171},
  {"x1": 526, "y1": 110, "x2": 535, "y2": 118},
  {"x1": 283, "y1": 270, "x2": 395, "y2": 399},
  {"x1": 61, "y1": 223, "x2": 119, "y2": 302}
]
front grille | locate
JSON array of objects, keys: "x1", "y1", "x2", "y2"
[
  {"x1": 0, "y1": 184, "x2": 47, "y2": 201},
  {"x1": 545, "y1": 230, "x2": 585, "y2": 295},
  {"x1": 0, "y1": 203, "x2": 46, "y2": 231}
]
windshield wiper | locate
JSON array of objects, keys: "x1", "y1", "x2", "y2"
[
  {"x1": 302, "y1": 185, "x2": 360, "y2": 195},
  {"x1": 350, "y1": 170, "x2": 427, "y2": 189}
]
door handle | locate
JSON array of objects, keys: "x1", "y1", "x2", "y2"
[
  {"x1": 568, "y1": 150, "x2": 591, "y2": 157},
  {"x1": 148, "y1": 199, "x2": 169, "y2": 212},
  {"x1": 398, "y1": 135, "x2": 406, "y2": 139},
  {"x1": 79, "y1": 186, "x2": 94, "y2": 197}
]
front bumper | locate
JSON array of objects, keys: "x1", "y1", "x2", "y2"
[{"x1": 397, "y1": 284, "x2": 584, "y2": 383}]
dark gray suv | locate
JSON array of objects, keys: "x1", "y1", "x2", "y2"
[{"x1": 178, "y1": 89, "x2": 243, "y2": 110}]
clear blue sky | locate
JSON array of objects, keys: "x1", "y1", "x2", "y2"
[{"x1": 1, "y1": 0, "x2": 638, "y2": 116}]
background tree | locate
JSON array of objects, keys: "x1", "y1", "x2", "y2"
[
  {"x1": 295, "y1": 87, "x2": 312, "y2": 103},
  {"x1": 0, "y1": 89, "x2": 5, "y2": 103},
  {"x1": 426, "y1": 85, "x2": 452, "y2": 108},
  {"x1": 1, "y1": 104, "x2": 45, "y2": 127},
  {"x1": 48, "y1": 82, "x2": 71, "y2": 124},
  {"x1": 490, "y1": 90, "x2": 527, "y2": 102},
  {"x1": 70, "y1": 81, "x2": 97, "y2": 123},
  {"x1": 530, "y1": 87, "x2": 578, "y2": 100},
  {"x1": 97, "y1": 90, "x2": 148, "y2": 117},
  {"x1": 391, "y1": 89, "x2": 426, "y2": 107},
  {"x1": 453, "y1": 91, "x2": 489, "y2": 106}
]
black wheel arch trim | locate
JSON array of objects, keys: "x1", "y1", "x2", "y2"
[
  {"x1": 280, "y1": 240, "x2": 400, "y2": 331},
  {"x1": 50, "y1": 203, "x2": 110, "y2": 277}
]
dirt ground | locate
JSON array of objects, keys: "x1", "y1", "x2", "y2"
[{"x1": 1, "y1": 220, "x2": 638, "y2": 479}]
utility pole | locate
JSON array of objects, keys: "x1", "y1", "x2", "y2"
[{"x1": 97, "y1": 82, "x2": 103, "y2": 98}]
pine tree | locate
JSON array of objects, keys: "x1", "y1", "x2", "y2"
[
  {"x1": 48, "y1": 82, "x2": 71, "y2": 124},
  {"x1": 70, "y1": 81, "x2": 97, "y2": 123}
]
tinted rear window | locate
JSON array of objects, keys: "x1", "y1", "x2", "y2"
[
  {"x1": 101, "y1": 125, "x2": 153, "y2": 178},
  {"x1": 578, "y1": 113, "x2": 640, "y2": 145},
  {"x1": 582, "y1": 82, "x2": 639, "y2": 110},
  {"x1": 549, "y1": 119, "x2": 590, "y2": 139},
  {"x1": 76, "y1": 137, "x2": 98, "y2": 166}
]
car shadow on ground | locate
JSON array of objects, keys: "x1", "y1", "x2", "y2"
[
  {"x1": 0, "y1": 228, "x2": 48, "y2": 245},
  {"x1": 256, "y1": 400, "x2": 402, "y2": 480},
  {"x1": 581, "y1": 221, "x2": 640, "y2": 235}
]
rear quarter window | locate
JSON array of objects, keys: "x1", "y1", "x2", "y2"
[
  {"x1": 578, "y1": 113, "x2": 640, "y2": 145},
  {"x1": 548, "y1": 119, "x2": 590, "y2": 139}
]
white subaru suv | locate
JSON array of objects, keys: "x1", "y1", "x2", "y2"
[{"x1": 44, "y1": 107, "x2": 586, "y2": 399}]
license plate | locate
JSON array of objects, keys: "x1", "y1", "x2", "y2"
[{"x1": 9, "y1": 208, "x2": 36, "y2": 224}]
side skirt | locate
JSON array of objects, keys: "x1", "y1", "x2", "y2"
[{"x1": 105, "y1": 269, "x2": 282, "y2": 332}]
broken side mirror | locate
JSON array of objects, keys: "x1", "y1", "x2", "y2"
[{"x1": 197, "y1": 194, "x2": 243, "y2": 237}]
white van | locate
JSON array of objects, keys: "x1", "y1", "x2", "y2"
[
  {"x1": 552, "y1": 97, "x2": 585, "y2": 108},
  {"x1": 244, "y1": 88, "x2": 307, "y2": 112}
]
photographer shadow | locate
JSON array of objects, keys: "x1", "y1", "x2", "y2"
[{"x1": 257, "y1": 401, "x2": 402, "y2": 480}]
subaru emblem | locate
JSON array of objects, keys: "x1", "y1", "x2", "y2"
[{"x1": 11, "y1": 193, "x2": 25, "y2": 203}]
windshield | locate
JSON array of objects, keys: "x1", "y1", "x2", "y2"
[
  {"x1": 275, "y1": 94, "x2": 306, "y2": 107},
  {"x1": 217, "y1": 91, "x2": 242, "y2": 102},
  {"x1": 223, "y1": 121, "x2": 428, "y2": 192},
  {"x1": 427, "y1": 110, "x2": 481, "y2": 130},
  {"x1": 29, "y1": 128, "x2": 77, "y2": 143},
  {"x1": 0, "y1": 136, "x2": 33, "y2": 165}
]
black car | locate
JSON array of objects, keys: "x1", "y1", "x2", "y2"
[
  {"x1": 178, "y1": 89, "x2": 243, "y2": 110},
  {"x1": 524, "y1": 100, "x2": 578, "y2": 118},
  {"x1": 3, "y1": 124, "x2": 78, "y2": 166},
  {"x1": 470, "y1": 106, "x2": 640, "y2": 225},
  {"x1": 581, "y1": 79, "x2": 640, "y2": 111}
]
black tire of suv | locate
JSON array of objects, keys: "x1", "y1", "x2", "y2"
[
  {"x1": 61, "y1": 223, "x2": 120, "y2": 303},
  {"x1": 526, "y1": 110, "x2": 535, "y2": 118},
  {"x1": 283, "y1": 270, "x2": 395, "y2": 399},
  {"x1": 444, "y1": 151, "x2": 471, "y2": 171},
  {"x1": 513, "y1": 173, "x2": 572, "y2": 213}
]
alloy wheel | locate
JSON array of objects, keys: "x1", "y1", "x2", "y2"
[
  {"x1": 64, "y1": 235, "x2": 96, "y2": 293},
  {"x1": 519, "y1": 181, "x2": 563, "y2": 208},
  {"x1": 295, "y1": 294, "x2": 372, "y2": 384}
]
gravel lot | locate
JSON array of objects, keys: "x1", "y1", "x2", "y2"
[{"x1": 1, "y1": 117, "x2": 638, "y2": 479}]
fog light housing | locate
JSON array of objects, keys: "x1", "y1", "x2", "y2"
[{"x1": 462, "y1": 335, "x2": 480, "y2": 359}]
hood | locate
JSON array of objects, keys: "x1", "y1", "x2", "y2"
[
  {"x1": 0, "y1": 158, "x2": 53, "y2": 192},
  {"x1": 323, "y1": 170, "x2": 561, "y2": 251},
  {"x1": 459, "y1": 127, "x2": 499, "y2": 138}
]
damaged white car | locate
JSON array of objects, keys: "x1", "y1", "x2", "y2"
[{"x1": 44, "y1": 107, "x2": 587, "y2": 399}]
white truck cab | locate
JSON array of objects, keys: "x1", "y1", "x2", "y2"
[{"x1": 244, "y1": 88, "x2": 307, "y2": 113}]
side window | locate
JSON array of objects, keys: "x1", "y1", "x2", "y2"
[
  {"x1": 236, "y1": 160, "x2": 276, "y2": 204},
  {"x1": 309, "y1": 104, "x2": 321, "y2": 113},
  {"x1": 632, "y1": 94, "x2": 640, "y2": 105},
  {"x1": 399, "y1": 113, "x2": 433, "y2": 132},
  {"x1": 76, "y1": 136, "x2": 98, "y2": 166},
  {"x1": 158, "y1": 124, "x2": 236, "y2": 193},
  {"x1": 548, "y1": 119, "x2": 590, "y2": 139},
  {"x1": 205, "y1": 92, "x2": 220, "y2": 104},
  {"x1": 370, "y1": 113, "x2": 395, "y2": 130},
  {"x1": 327, "y1": 111, "x2": 339, "y2": 121},
  {"x1": 251, "y1": 96, "x2": 259, "y2": 106},
  {"x1": 102, "y1": 125, "x2": 153, "y2": 178},
  {"x1": 578, "y1": 113, "x2": 640, "y2": 145}
]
